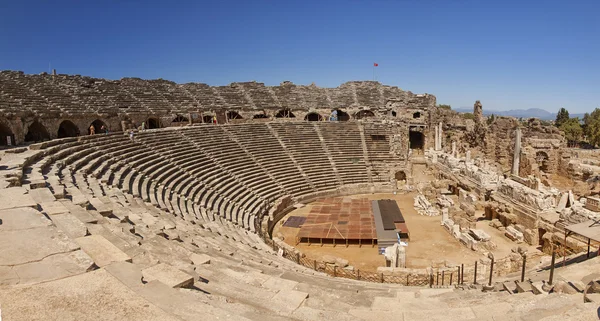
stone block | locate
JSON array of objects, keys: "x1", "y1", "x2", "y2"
[
  {"x1": 28, "y1": 187, "x2": 56, "y2": 203},
  {"x1": 89, "y1": 198, "x2": 112, "y2": 216},
  {"x1": 270, "y1": 289, "x2": 309, "y2": 314},
  {"x1": 523, "y1": 229, "x2": 536, "y2": 245},
  {"x1": 190, "y1": 253, "x2": 211, "y2": 265},
  {"x1": 443, "y1": 219, "x2": 454, "y2": 233},
  {"x1": 505, "y1": 226, "x2": 524, "y2": 243},
  {"x1": 142, "y1": 263, "x2": 194, "y2": 288},
  {"x1": 452, "y1": 224, "x2": 461, "y2": 238},
  {"x1": 29, "y1": 179, "x2": 47, "y2": 189},
  {"x1": 51, "y1": 213, "x2": 88, "y2": 239},
  {"x1": 0, "y1": 187, "x2": 37, "y2": 210},
  {"x1": 514, "y1": 224, "x2": 525, "y2": 233},
  {"x1": 75, "y1": 235, "x2": 132, "y2": 267},
  {"x1": 40, "y1": 201, "x2": 70, "y2": 215},
  {"x1": 469, "y1": 229, "x2": 491, "y2": 242}
]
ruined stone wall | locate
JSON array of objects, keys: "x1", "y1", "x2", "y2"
[{"x1": 0, "y1": 70, "x2": 435, "y2": 145}]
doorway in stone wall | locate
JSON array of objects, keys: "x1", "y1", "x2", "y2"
[
  {"x1": 305, "y1": 112, "x2": 323, "y2": 121},
  {"x1": 0, "y1": 122, "x2": 15, "y2": 146},
  {"x1": 88, "y1": 119, "x2": 107, "y2": 135},
  {"x1": 535, "y1": 151, "x2": 550, "y2": 172},
  {"x1": 409, "y1": 131, "x2": 424, "y2": 151},
  {"x1": 57, "y1": 120, "x2": 80, "y2": 138},
  {"x1": 147, "y1": 117, "x2": 160, "y2": 129},
  {"x1": 25, "y1": 120, "x2": 50, "y2": 142},
  {"x1": 538, "y1": 228, "x2": 546, "y2": 247}
]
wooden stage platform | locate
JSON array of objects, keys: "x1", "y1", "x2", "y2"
[{"x1": 295, "y1": 197, "x2": 377, "y2": 246}]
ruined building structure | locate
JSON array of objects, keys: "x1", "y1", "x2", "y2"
[{"x1": 1, "y1": 70, "x2": 599, "y2": 319}]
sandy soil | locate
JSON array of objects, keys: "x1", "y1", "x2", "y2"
[{"x1": 275, "y1": 192, "x2": 494, "y2": 271}]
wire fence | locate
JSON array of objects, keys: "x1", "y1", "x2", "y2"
[{"x1": 262, "y1": 236, "x2": 483, "y2": 287}]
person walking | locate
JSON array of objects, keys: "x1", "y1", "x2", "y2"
[
  {"x1": 141, "y1": 121, "x2": 145, "y2": 131},
  {"x1": 129, "y1": 129, "x2": 134, "y2": 142}
]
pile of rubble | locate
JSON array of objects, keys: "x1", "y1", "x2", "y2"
[
  {"x1": 413, "y1": 193, "x2": 440, "y2": 216},
  {"x1": 441, "y1": 210, "x2": 494, "y2": 251}
]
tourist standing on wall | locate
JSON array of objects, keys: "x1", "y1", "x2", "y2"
[
  {"x1": 129, "y1": 130, "x2": 134, "y2": 142},
  {"x1": 100, "y1": 125, "x2": 108, "y2": 135},
  {"x1": 141, "y1": 121, "x2": 145, "y2": 131},
  {"x1": 89, "y1": 125, "x2": 95, "y2": 135}
]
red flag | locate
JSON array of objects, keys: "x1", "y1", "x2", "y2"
[{"x1": 374, "y1": 63, "x2": 378, "y2": 67}]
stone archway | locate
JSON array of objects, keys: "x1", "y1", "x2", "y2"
[
  {"x1": 0, "y1": 121, "x2": 15, "y2": 146},
  {"x1": 25, "y1": 120, "x2": 50, "y2": 142},
  {"x1": 535, "y1": 151, "x2": 550, "y2": 172},
  {"x1": 227, "y1": 111, "x2": 243, "y2": 120},
  {"x1": 202, "y1": 115, "x2": 214, "y2": 123},
  {"x1": 275, "y1": 109, "x2": 295, "y2": 118},
  {"x1": 147, "y1": 117, "x2": 160, "y2": 129},
  {"x1": 88, "y1": 119, "x2": 107, "y2": 135},
  {"x1": 172, "y1": 115, "x2": 189, "y2": 126},
  {"x1": 57, "y1": 120, "x2": 80, "y2": 138},
  {"x1": 354, "y1": 110, "x2": 375, "y2": 120},
  {"x1": 304, "y1": 112, "x2": 323, "y2": 122},
  {"x1": 331, "y1": 109, "x2": 350, "y2": 121},
  {"x1": 413, "y1": 112, "x2": 422, "y2": 119}
]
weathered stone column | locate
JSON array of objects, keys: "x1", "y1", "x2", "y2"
[
  {"x1": 434, "y1": 125, "x2": 439, "y2": 151},
  {"x1": 466, "y1": 150, "x2": 471, "y2": 163},
  {"x1": 511, "y1": 127, "x2": 521, "y2": 176},
  {"x1": 438, "y1": 122, "x2": 443, "y2": 150},
  {"x1": 452, "y1": 141, "x2": 456, "y2": 157}
]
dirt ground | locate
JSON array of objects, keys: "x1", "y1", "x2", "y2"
[{"x1": 276, "y1": 192, "x2": 505, "y2": 271}]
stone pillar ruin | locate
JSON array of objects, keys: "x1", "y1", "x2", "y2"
[
  {"x1": 438, "y1": 122, "x2": 443, "y2": 150},
  {"x1": 434, "y1": 124, "x2": 440, "y2": 151},
  {"x1": 511, "y1": 127, "x2": 522, "y2": 176},
  {"x1": 474, "y1": 100, "x2": 483, "y2": 124},
  {"x1": 452, "y1": 141, "x2": 457, "y2": 158},
  {"x1": 466, "y1": 150, "x2": 471, "y2": 163}
]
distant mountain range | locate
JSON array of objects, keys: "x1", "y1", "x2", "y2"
[{"x1": 453, "y1": 107, "x2": 585, "y2": 121}]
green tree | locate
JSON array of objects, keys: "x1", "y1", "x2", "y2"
[
  {"x1": 584, "y1": 109, "x2": 600, "y2": 146},
  {"x1": 555, "y1": 108, "x2": 570, "y2": 127},
  {"x1": 559, "y1": 117, "x2": 582, "y2": 147},
  {"x1": 462, "y1": 113, "x2": 474, "y2": 120},
  {"x1": 437, "y1": 104, "x2": 451, "y2": 110},
  {"x1": 487, "y1": 114, "x2": 495, "y2": 125}
]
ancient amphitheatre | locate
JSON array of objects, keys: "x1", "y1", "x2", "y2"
[{"x1": 0, "y1": 70, "x2": 599, "y2": 320}]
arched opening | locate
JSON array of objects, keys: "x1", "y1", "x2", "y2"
[
  {"x1": 330, "y1": 109, "x2": 350, "y2": 121},
  {"x1": 227, "y1": 111, "x2": 243, "y2": 120},
  {"x1": 395, "y1": 171, "x2": 407, "y2": 181},
  {"x1": 0, "y1": 122, "x2": 15, "y2": 146},
  {"x1": 57, "y1": 120, "x2": 80, "y2": 138},
  {"x1": 354, "y1": 110, "x2": 375, "y2": 120},
  {"x1": 535, "y1": 151, "x2": 550, "y2": 172},
  {"x1": 304, "y1": 113, "x2": 323, "y2": 122},
  {"x1": 275, "y1": 109, "x2": 295, "y2": 118},
  {"x1": 24, "y1": 121, "x2": 50, "y2": 142},
  {"x1": 202, "y1": 115, "x2": 216, "y2": 124},
  {"x1": 147, "y1": 117, "x2": 160, "y2": 129},
  {"x1": 392, "y1": 111, "x2": 397, "y2": 117},
  {"x1": 409, "y1": 131, "x2": 424, "y2": 150},
  {"x1": 413, "y1": 112, "x2": 421, "y2": 119},
  {"x1": 172, "y1": 115, "x2": 189, "y2": 126},
  {"x1": 253, "y1": 114, "x2": 268, "y2": 119},
  {"x1": 88, "y1": 119, "x2": 107, "y2": 135}
]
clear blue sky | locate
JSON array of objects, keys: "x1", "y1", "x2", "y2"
[{"x1": 0, "y1": 1, "x2": 598, "y2": 113}]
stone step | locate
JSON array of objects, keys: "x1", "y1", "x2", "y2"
[{"x1": 75, "y1": 234, "x2": 132, "y2": 267}]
